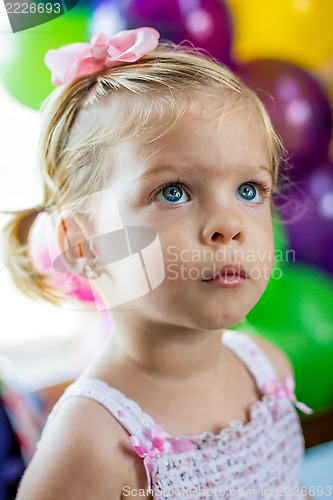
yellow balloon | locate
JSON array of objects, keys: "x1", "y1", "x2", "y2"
[{"x1": 226, "y1": 0, "x2": 333, "y2": 69}]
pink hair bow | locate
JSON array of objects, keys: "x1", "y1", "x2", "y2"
[
  {"x1": 130, "y1": 424, "x2": 195, "y2": 491},
  {"x1": 262, "y1": 370, "x2": 313, "y2": 419},
  {"x1": 44, "y1": 27, "x2": 160, "y2": 86}
]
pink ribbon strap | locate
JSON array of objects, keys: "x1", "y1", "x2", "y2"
[
  {"x1": 44, "y1": 27, "x2": 160, "y2": 86},
  {"x1": 130, "y1": 424, "x2": 195, "y2": 491},
  {"x1": 262, "y1": 370, "x2": 313, "y2": 418}
]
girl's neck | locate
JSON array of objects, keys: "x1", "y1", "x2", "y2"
[{"x1": 99, "y1": 315, "x2": 229, "y2": 387}]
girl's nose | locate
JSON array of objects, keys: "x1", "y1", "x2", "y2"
[{"x1": 200, "y1": 206, "x2": 246, "y2": 247}]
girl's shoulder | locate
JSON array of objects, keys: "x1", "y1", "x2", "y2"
[
  {"x1": 246, "y1": 332, "x2": 294, "y2": 382},
  {"x1": 16, "y1": 394, "x2": 146, "y2": 499}
]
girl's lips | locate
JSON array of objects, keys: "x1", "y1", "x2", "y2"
[
  {"x1": 202, "y1": 274, "x2": 248, "y2": 287},
  {"x1": 201, "y1": 263, "x2": 249, "y2": 287}
]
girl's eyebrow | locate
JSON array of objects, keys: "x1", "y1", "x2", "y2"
[
  {"x1": 136, "y1": 163, "x2": 272, "y2": 182},
  {"x1": 137, "y1": 164, "x2": 193, "y2": 182}
]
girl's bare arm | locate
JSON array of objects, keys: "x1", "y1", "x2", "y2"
[{"x1": 16, "y1": 397, "x2": 131, "y2": 500}]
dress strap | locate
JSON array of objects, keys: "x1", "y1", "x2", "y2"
[
  {"x1": 45, "y1": 378, "x2": 157, "y2": 446},
  {"x1": 221, "y1": 329, "x2": 279, "y2": 388},
  {"x1": 222, "y1": 330, "x2": 313, "y2": 418}
]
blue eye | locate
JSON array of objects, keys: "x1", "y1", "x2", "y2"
[
  {"x1": 236, "y1": 183, "x2": 261, "y2": 203},
  {"x1": 154, "y1": 182, "x2": 190, "y2": 205}
]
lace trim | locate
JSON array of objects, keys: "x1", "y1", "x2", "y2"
[{"x1": 163, "y1": 393, "x2": 277, "y2": 445}]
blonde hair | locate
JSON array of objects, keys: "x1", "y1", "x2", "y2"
[{"x1": 2, "y1": 41, "x2": 286, "y2": 305}]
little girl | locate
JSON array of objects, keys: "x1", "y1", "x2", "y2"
[{"x1": 3, "y1": 27, "x2": 313, "y2": 499}]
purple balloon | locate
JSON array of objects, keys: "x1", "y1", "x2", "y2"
[
  {"x1": 90, "y1": 0, "x2": 127, "y2": 36},
  {"x1": 105, "y1": 0, "x2": 234, "y2": 66},
  {"x1": 275, "y1": 161, "x2": 333, "y2": 276},
  {"x1": 237, "y1": 60, "x2": 333, "y2": 180}
]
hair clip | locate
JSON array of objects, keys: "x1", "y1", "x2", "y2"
[{"x1": 44, "y1": 27, "x2": 160, "y2": 86}]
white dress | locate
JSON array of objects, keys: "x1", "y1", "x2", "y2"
[{"x1": 42, "y1": 330, "x2": 310, "y2": 499}]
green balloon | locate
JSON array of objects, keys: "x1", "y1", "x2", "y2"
[
  {"x1": 232, "y1": 264, "x2": 333, "y2": 413},
  {"x1": 272, "y1": 210, "x2": 288, "y2": 249},
  {"x1": 272, "y1": 209, "x2": 289, "y2": 273},
  {"x1": 0, "y1": 9, "x2": 90, "y2": 109}
]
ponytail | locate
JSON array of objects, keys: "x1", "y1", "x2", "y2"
[{"x1": 1, "y1": 207, "x2": 62, "y2": 304}]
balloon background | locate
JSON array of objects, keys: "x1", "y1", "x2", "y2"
[
  {"x1": 0, "y1": 8, "x2": 91, "y2": 110},
  {"x1": 0, "y1": 0, "x2": 332, "y2": 413},
  {"x1": 237, "y1": 60, "x2": 333, "y2": 178}
]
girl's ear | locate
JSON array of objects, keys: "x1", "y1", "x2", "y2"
[{"x1": 56, "y1": 212, "x2": 99, "y2": 276}]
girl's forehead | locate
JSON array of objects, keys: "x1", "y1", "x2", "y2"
[
  {"x1": 138, "y1": 105, "x2": 268, "y2": 156},
  {"x1": 98, "y1": 92, "x2": 275, "y2": 184},
  {"x1": 111, "y1": 107, "x2": 272, "y2": 183},
  {"x1": 142, "y1": 99, "x2": 265, "y2": 145}
]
